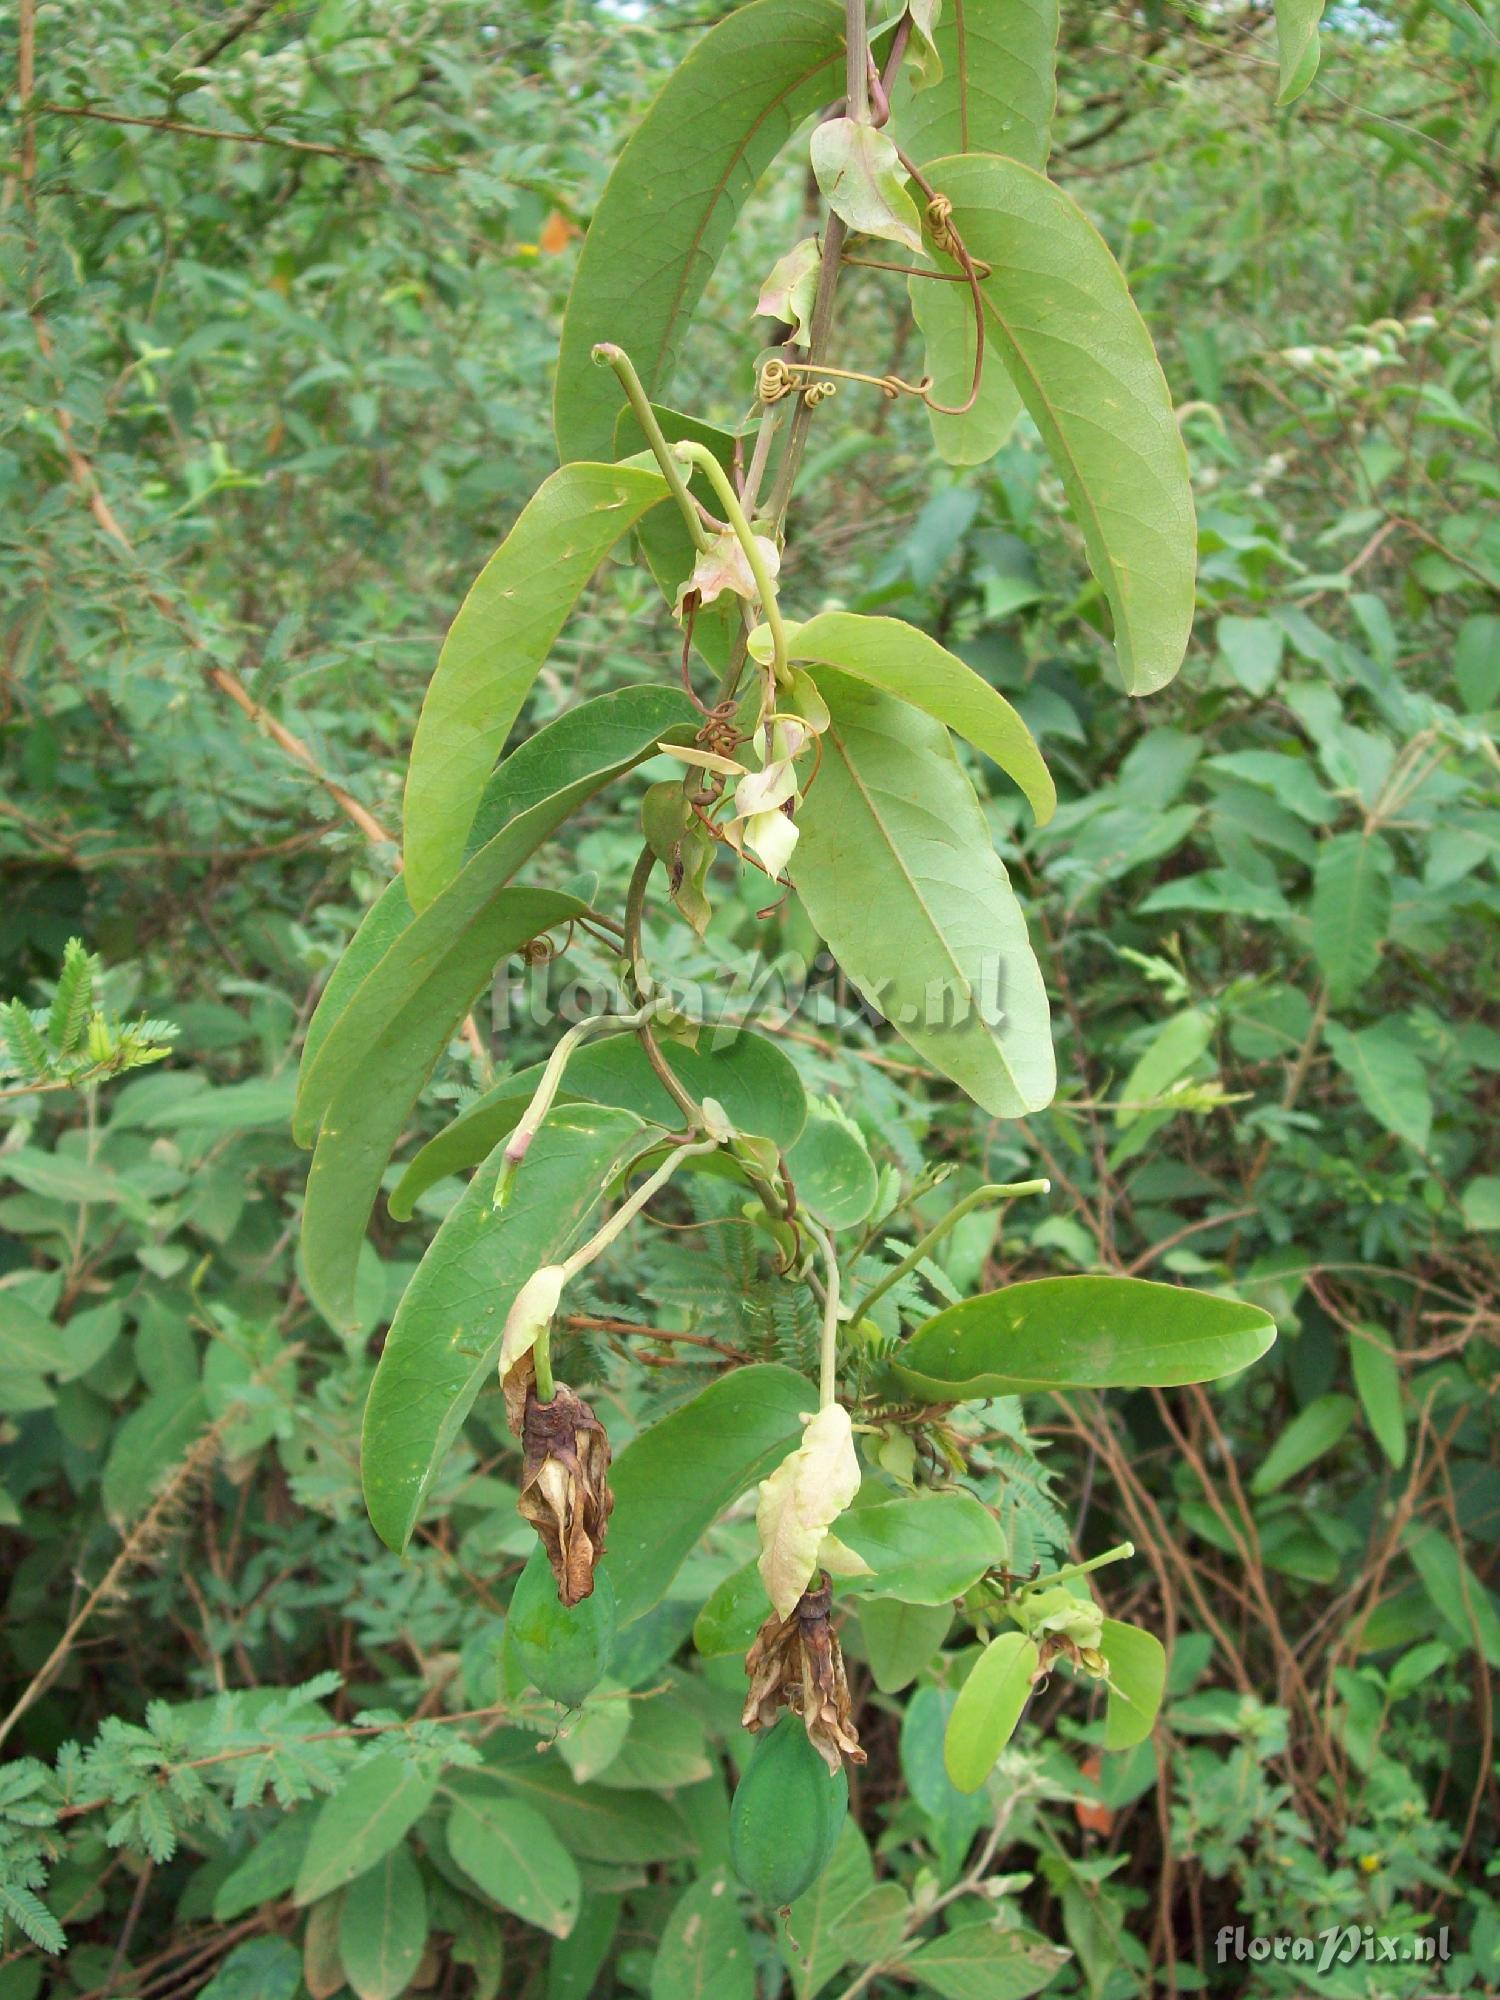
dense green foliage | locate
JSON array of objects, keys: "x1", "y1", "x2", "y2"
[{"x1": 2, "y1": 1, "x2": 1498, "y2": 1995}]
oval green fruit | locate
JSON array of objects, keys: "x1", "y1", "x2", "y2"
[
  {"x1": 729, "y1": 1714, "x2": 849, "y2": 1906},
  {"x1": 507, "y1": 1544, "x2": 616, "y2": 1706}
]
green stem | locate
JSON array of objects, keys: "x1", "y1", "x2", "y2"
[
  {"x1": 558, "y1": 1136, "x2": 720, "y2": 1284},
  {"x1": 673, "y1": 440, "x2": 789, "y2": 683},
  {"x1": 591, "y1": 343, "x2": 713, "y2": 554},
  {"x1": 851, "y1": 1179, "x2": 1050, "y2": 1322},
  {"x1": 805, "y1": 1218, "x2": 842, "y2": 1408},
  {"x1": 533, "y1": 1327, "x2": 555, "y2": 1403},
  {"x1": 493, "y1": 1001, "x2": 659, "y2": 1208},
  {"x1": 1023, "y1": 1542, "x2": 1135, "y2": 1594}
]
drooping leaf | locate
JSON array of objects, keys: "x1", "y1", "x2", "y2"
[
  {"x1": 1351, "y1": 1326, "x2": 1406, "y2": 1470},
  {"x1": 856, "y1": 1599, "x2": 952, "y2": 1692},
  {"x1": 1250, "y1": 1393, "x2": 1356, "y2": 1496},
  {"x1": 402, "y1": 461, "x2": 669, "y2": 908},
  {"x1": 362, "y1": 1107, "x2": 646, "y2": 1551},
  {"x1": 788, "y1": 612, "x2": 1054, "y2": 823},
  {"x1": 608, "y1": 1364, "x2": 814, "y2": 1624},
  {"x1": 943, "y1": 1630, "x2": 1038, "y2": 1791},
  {"x1": 1311, "y1": 831, "x2": 1393, "y2": 1005},
  {"x1": 212, "y1": 1813, "x2": 313, "y2": 1921},
  {"x1": 338, "y1": 1843, "x2": 427, "y2": 2000},
  {"x1": 836, "y1": 1490, "x2": 1006, "y2": 1604},
  {"x1": 1324, "y1": 1019, "x2": 1432, "y2": 1153},
  {"x1": 890, "y1": 1275, "x2": 1276, "y2": 1400},
  {"x1": 390, "y1": 1028, "x2": 805, "y2": 1219},
  {"x1": 1099, "y1": 1619, "x2": 1166, "y2": 1752},
  {"x1": 910, "y1": 268, "x2": 1023, "y2": 466},
  {"x1": 293, "y1": 1755, "x2": 438, "y2": 1906},
  {"x1": 1274, "y1": 0, "x2": 1326, "y2": 105},
  {"x1": 926, "y1": 154, "x2": 1195, "y2": 697},
  {"x1": 554, "y1": 0, "x2": 848, "y2": 461},
  {"x1": 651, "y1": 1873, "x2": 755, "y2": 2000},
  {"x1": 464, "y1": 684, "x2": 699, "y2": 858},
  {"x1": 298, "y1": 877, "x2": 414, "y2": 1114},
  {"x1": 809, "y1": 118, "x2": 923, "y2": 254},
  {"x1": 892, "y1": 0, "x2": 1060, "y2": 167},
  {"x1": 300, "y1": 888, "x2": 587, "y2": 1329},
  {"x1": 792, "y1": 672, "x2": 1054, "y2": 1118},
  {"x1": 445, "y1": 1785, "x2": 581, "y2": 1939}
]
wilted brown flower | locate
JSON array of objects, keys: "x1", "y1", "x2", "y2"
[
  {"x1": 742, "y1": 1572, "x2": 866, "y2": 1773},
  {"x1": 517, "y1": 1382, "x2": 614, "y2": 1606}
]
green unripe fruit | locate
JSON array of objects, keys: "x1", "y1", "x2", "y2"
[
  {"x1": 507, "y1": 1545, "x2": 615, "y2": 1706},
  {"x1": 729, "y1": 1714, "x2": 849, "y2": 1906}
]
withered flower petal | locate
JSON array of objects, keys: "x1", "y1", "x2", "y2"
[
  {"x1": 517, "y1": 1383, "x2": 614, "y2": 1606},
  {"x1": 741, "y1": 1573, "x2": 866, "y2": 1773}
]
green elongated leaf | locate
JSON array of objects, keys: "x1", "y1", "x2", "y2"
[
  {"x1": 927, "y1": 155, "x2": 1195, "y2": 697},
  {"x1": 893, "y1": 0, "x2": 1060, "y2": 167},
  {"x1": 1324, "y1": 1020, "x2": 1431, "y2": 1153},
  {"x1": 789, "y1": 612, "x2": 1054, "y2": 824},
  {"x1": 298, "y1": 878, "x2": 414, "y2": 1116},
  {"x1": 943, "y1": 1631, "x2": 1038, "y2": 1791},
  {"x1": 910, "y1": 268, "x2": 1024, "y2": 466},
  {"x1": 199, "y1": 1939, "x2": 301, "y2": 2000},
  {"x1": 548, "y1": 1896, "x2": 620, "y2": 2000},
  {"x1": 293, "y1": 1754, "x2": 438, "y2": 1906},
  {"x1": 1098, "y1": 1619, "x2": 1166, "y2": 1752},
  {"x1": 390, "y1": 1027, "x2": 805, "y2": 1219},
  {"x1": 856, "y1": 1598, "x2": 951, "y2": 1693},
  {"x1": 785, "y1": 1096, "x2": 877, "y2": 1231},
  {"x1": 1351, "y1": 1326, "x2": 1406, "y2": 1470},
  {"x1": 792, "y1": 673, "x2": 1054, "y2": 1119},
  {"x1": 608, "y1": 1364, "x2": 814, "y2": 1624},
  {"x1": 212, "y1": 1813, "x2": 312, "y2": 1922},
  {"x1": 1404, "y1": 1527, "x2": 1500, "y2": 1669},
  {"x1": 905, "y1": 1919, "x2": 1069, "y2": 2000},
  {"x1": 102, "y1": 1385, "x2": 206, "y2": 1524},
  {"x1": 480, "y1": 1754, "x2": 696, "y2": 1864},
  {"x1": 651, "y1": 1873, "x2": 755, "y2": 2000},
  {"x1": 0, "y1": 1294, "x2": 58, "y2": 1376},
  {"x1": 465, "y1": 684, "x2": 700, "y2": 859},
  {"x1": 1311, "y1": 831, "x2": 1393, "y2": 1004},
  {"x1": 614, "y1": 405, "x2": 741, "y2": 676},
  {"x1": 1115, "y1": 1008, "x2": 1215, "y2": 1129},
  {"x1": 339, "y1": 1844, "x2": 427, "y2": 2000},
  {"x1": 778, "y1": 1821, "x2": 874, "y2": 2000},
  {"x1": 362, "y1": 1107, "x2": 646, "y2": 1551},
  {"x1": 693, "y1": 1561, "x2": 767, "y2": 1659},
  {"x1": 301, "y1": 888, "x2": 587, "y2": 1329},
  {"x1": 1275, "y1": 0, "x2": 1326, "y2": 104},
  {"x1": 810, "y1": 117, "x2": 923, "y2": 253},
  {"x1": 900, "y1": 1686, "x2": 990, "y2": 1849},
  {"x1": 445, "y1": 1788, "x2": 581, "y2": 1940},
  {"x1": 402, "y1": 461, "x2": 669, "y2": 908},
  {"x1": 890, "y1": 1276, "x2": 1276, "y2": 1401},
  {"x1": 554, "y1": 0, "x2": 847, "y2": 461},
  {"x1": 1250, "y1": 1393, "x2": 1356, "y2": 1496},
  {"x1": 1217, "y1": 614, "x2": 1285, "y2": 696},
  {"x1": 836, "y1": 1491, "x2": 1006, "y2": 1604}
]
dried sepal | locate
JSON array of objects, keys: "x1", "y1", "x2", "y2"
[
  {"x1": 517, "y1": 1383, "x2": 614, "y2": 1606},
  {"x1": 742, "y1": 1573, "x2": 866, "y2": 1773}
]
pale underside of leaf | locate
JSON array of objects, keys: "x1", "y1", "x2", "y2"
[
  {"x1": 554, "y1": 0, "x2": 847, "y2": 462},
  {"x1": 792, "y1": 671, "x2": 1055, "y2": 1119},
  {"x1": 927, "y1": 153, "x2": 1196, "y2": 697},
  {"x1": 402, "y1": 461, "x2": 669, "y2": 910},
  {"x1": 892, "y1": 0, "x2": 1060, "y2": 169}
]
